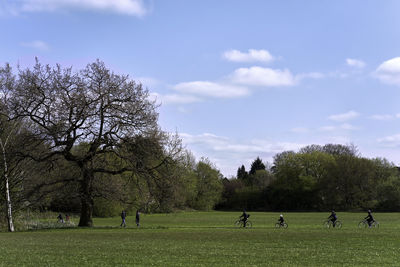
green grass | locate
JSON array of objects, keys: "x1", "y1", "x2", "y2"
[{"x1": 0, "y1": 212, "x2": 399, "y2": 266}]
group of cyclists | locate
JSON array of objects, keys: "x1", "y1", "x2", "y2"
[{"x1": 237, "y1": 209, "x2": 378, "y2": 228}]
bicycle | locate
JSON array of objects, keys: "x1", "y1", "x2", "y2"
[
  {"x1": 358, "y1": 220, "x2": 379, "y2": 228},
  {"x1": 234, "y1": 218, "x2": 252, "y2": 228},
  {"x1": 275, "y1": 222, "x2": 288, "y2": 229},
  {"x1": 323, "y1": 220, "x2": 342, "y2": 229}
]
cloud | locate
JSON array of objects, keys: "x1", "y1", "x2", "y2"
[
  {"x1": 223, "y1": 49, "x2": 274, "y2": 63},
  {"x1": 230, "y1": 66, "x2": 296, "y2": 87},
  {"x1": 20, "y1": 40, "x2": 49, "y2": 51},
  {"x1": 328, "y1": 110, "x2": 360, "y2": 122},
  {"x1": 340, "y1": 123, "x2": 358, "y2": 130},
  {"x1": 135, "y1": 77, "x2": 159, "y2": 88},
  {"x1": 3, "y1": 0, "x2": 148, "y2": 16},
  {"x1": 369, "y1": 114, "x2": 395, "y2": 121},
  {"x1": 179, "y1": 132, "x2": 306, "y2": 176},
  {"x1": 319, "y1": 123, "x2": 357, "y2": 132},
  {"x1": 150, "y1": 93, "x2": 201, "y2": 105},
  {"x1": 375, "y1": 57, "x2": 400, "y2": 85},
  {"x1": 169, "y1": 67, "x2": 323, "y2": 104},
  {"x1": 173, "y1": 81, "x2": 249, "y2": 98},
  {"x1": 378, "y1": 134, "x2": 400, "y2": 147},
  {"x1": 346, "y1": 58, "x2": 366, "y2": 68}
]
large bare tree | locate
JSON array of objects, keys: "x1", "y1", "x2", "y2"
[{"x1": 7, "y1": 59, "x2": 159, "y2": 226}]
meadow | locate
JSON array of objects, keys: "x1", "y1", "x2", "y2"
[{"x1": 0, "y1": 211, "x2": 399, "y2": 266}]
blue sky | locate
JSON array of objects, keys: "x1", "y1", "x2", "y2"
[{"x1": 2, "y1": 0, "x2": 400, "y2": 176}]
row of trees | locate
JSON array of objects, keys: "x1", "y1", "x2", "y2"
[
  {"x1": 0, "y1": 60, "x2": 222, "y2": 231},
  {"x1": 2, "y1": 59, "x2": 399, "y2": 233},
  {"x1": 218, "y1": 144, "x2": 400, "y2": 212}
]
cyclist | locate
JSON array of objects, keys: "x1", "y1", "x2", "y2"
[
  {"x1": 364, "y1": 210, "x2": 374, "y2": 227},
  {"x1": 239, "y1": 209, "x2": 250, "y2": 227},
  {"x1": 327, "y1": 210, "x2": 337, "y2": 227},
  {"x1": 57, "y1": 213, "x2": 64, "y2": 223},
  {"x1": 278, "y1": 214, "x2": 285, "y2": 226}
]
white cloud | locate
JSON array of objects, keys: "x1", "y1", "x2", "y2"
[
  {"x1": 179, "y1": 132, "x2": 306, "y2": 176},
  {"x1": 328, "y1": 110, "x2": 360, "y2": 122},
  {"x1": 319, "y1": 123, "x2": 357, "y2": 132},
  {"x1": 4, "y1": 0, "x2": 147, "y2": 16},
  {"x1": 346, "y1": 58, "x2": 366, "y2": 68},
  {"x1": 173, "y1": 81, "x2": 249, "y2": 98},
  {"x1": 223, "y1": 49, "x2": 274, "y2": 63},
  {"x1": 378, "y1": 134, "x2": 400, "y2": 147},
  {"x1": 20, "y1": 40, "x2": 49, "y2": 51},
  {"x1": 375, "y1": 57, "x2": 400, "y2": 85},
  {"x1": 135, "y1": 77, "x2": 159, "y2": 88},
  {"x1": 230, "y1": 66, "x2": 296, "y2": 87},
  {"x1": 150, "y1": 93, "x2": 201, "y2": 105},
  {"x1": 369, "y1": 114, "x2": 394, "y2": 121},
  {"x1": 340, "y1": 123, "x2": 358, "y2": 130}
]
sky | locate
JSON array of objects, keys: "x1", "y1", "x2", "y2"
[{"x1": 1, "y1": 0, "x2": 400, "y2": 177}]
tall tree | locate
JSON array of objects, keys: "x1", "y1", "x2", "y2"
[
  {"x1": 249, "y1": 157, "x2": 265, "y2": 175},
  {"x1": 0, "y1": 64, "x2": 16, "y2": 232},
  {"x1": 6, "y1": 60, "x2": 161, "y2": 226},
  {"x1": 0, "y1": 121, "x2": 15, "y2": 232},
  {"x1": 237, "y1": 165, "x2": 248, "y2": 180},
  {"x1": 192, "y1": 158, "x2": 223, "y2": 210}
]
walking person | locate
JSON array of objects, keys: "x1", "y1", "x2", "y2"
[
  {"x1": 120, "y1": 210, "x2": 127, "y2": 227},
  {"x1": 135, "y1": 210, "x2": 140, "y2": 227}
]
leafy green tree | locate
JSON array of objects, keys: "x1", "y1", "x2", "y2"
[
  {"x1": 376, "y1": 175, "x2": 400, "y2": 210},
  {"x1": 192, "y1": 158, "x2": 223, "y2": 210},
  {"x1": 322, "y1": 144, "x2": 358, "y2": 157}
]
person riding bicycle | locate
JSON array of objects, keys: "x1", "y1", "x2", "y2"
[
  {"x1": 364, "y1": 210, "x2": 374, "y2": 227},
  {"x1": 328, "y1": 210, "x2": 337, "y2": 227},
  {"x1": 57, "y1": 213, "x2": 64, "y2": 223},
  {"x1": 239, "y1": 209, "x2": 250, "y2": 227},
  {"x1": 278, "y1": 214, "x2": 285, "y2": 226}
]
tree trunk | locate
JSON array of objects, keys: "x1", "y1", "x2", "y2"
[
  {"x1": 1, "y1": 140, "x2": 14, "y2": 232},
  {"x1": 78, "y1": 168, "x2": 94, "y2": 227},
  {"x1": 78, "y1": 195, "x2": 94, "y2": 227},
  {"x1": 4, "y1": 173, "x2": 15, "y2": 232}
]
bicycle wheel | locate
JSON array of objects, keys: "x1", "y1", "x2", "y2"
[
  {"x1": 372, "y1": 221, "x2": 379, "y2": 228},
  {"x1": 275, "y1": 223, "x2": 281, "y2": 228},
  {"x1": 245, "y1": 220, "x2": 252, "y2": 228},
  {"x1": 334, "y1": 221, "x2": 342, "y2": 229},
  {"x1": 235, "y1": 220, "x2": 242, "y2": 228},
  {"x1": 282, "y1": 222, "x2": 288, "y2": 229},
  {"x1": 323, "y1": 221, "x2": 331, "y2": 228},
  {"x1": 358, "y1": 221, "x2": 366, "y2": 228}
]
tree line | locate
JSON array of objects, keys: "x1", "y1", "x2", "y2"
[
  {"x1": 1, "y1": 60, "x2": 399, "y2": 232},
  {"x1": 217, "y1": 144, "x2": 400, "y2": 212}
]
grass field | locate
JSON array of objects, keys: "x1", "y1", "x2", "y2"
[{"x1": 0, "y1": 211, "x2": 399, "y2": 266}]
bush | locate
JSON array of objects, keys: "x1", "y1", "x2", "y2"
[{"x1": 93, "y1": 198, "x2": 123, "y2": 217}]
